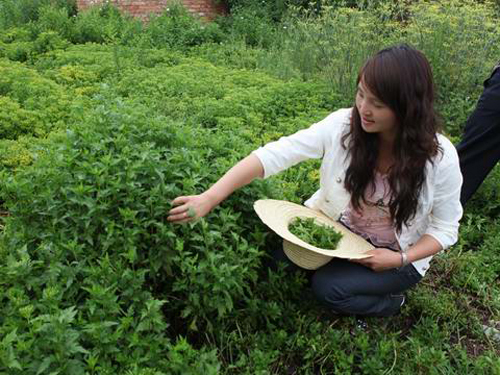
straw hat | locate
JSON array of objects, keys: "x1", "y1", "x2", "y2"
[{"x1": 254, "y1": 199, "x2": 373, "y2": 270}]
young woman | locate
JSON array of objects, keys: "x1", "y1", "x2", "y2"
[{"x1": 167, "y1": 45, "x2": 463, "y2": 317}]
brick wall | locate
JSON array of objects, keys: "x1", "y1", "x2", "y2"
[{"x1": 76, "y1": 0, "x2": 227, "y2": 21}]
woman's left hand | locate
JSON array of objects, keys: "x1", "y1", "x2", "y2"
[{"x1": 350, "y1": 248, "x2": 402, "y2": 272}]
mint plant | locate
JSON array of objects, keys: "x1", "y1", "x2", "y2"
[{"x1": 288, "y1": 217, "x2": 342, "y2": 249}]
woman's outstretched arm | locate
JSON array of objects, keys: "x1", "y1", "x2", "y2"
[{"x1": 167, "y1": 154, "x2": 264, "y2": 223}]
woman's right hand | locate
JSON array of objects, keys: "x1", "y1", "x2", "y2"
[
  {"x1": 167, "y1": 154, "x2": 264, "y2": 224},
  {"x1": 167, "y1": 192, "x2": 217, "y2": 224}
]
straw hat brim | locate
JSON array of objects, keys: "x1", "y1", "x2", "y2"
[{"x1": 254, "y1": 199, "x2": 374, "y2": 269}]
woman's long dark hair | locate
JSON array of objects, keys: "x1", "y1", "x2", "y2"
[{"x1": 342, "y1": 45, "x2": 441, "y2": 233}]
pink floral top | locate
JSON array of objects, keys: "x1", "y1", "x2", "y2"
[{"x1": 340, "y1": 171, "x2": 401, "y2": 251}]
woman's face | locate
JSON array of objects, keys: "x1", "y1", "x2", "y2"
[{"x1": 355, "y1": 79, "x2": 398, "y2": 142}]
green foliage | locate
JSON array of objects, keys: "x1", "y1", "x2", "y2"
[
  {"x1": 0, "y1": 59, "x2": 73, "y2": 139},
  {"x1": 0, "y1": 97, "x2": 39, "y2": 140},
  {"x1": 213, "y1": 4, "x2": 401, "y2": 102},
  {"x1": 0, "y1": 92, "x2": 277, "y2": 371},
  {"x1": 138, "y1": 3, "x2": 224, "y2": 49},
  {"x1": 32, "y1": 30, "x2": 69, "y2": 54},
  {"x1": 212, "y1": 0, "x2": 500, "y2": 137},
  {"x1": 0, "y1": 0, "x2": 77, "y2": 29},
  {"x1": 222, "y1": 0, "x2": 347, "y2": 22},
  {"x1": 403, "y1": 0, "x2": 500, "y2": 137},
  {"x1": 0, "y1": 1, "x2": 143, "y2": 46},
  {"x1": 0, "y1": 139, "x2": 35, "y2": 170},
  {"x1": 289, "y1": 217, "x2": 342, "y2": 249},
  {"x1": 34, "y1": 43, "x2": 132, "y2": 81},
  {"x1": 36, "y1": 4, "x2": 75, "y2": 39},
  {"x1": 113, "y1": 57, "x2": 335, "y2": 141},
  {"x1": 218, "y1": 5, "x2": 277, "y2": 48},
  {"x1": 71, "y1": 4, "x2": 143, "y2": 45},
  {"x1": 0, "y1": 31, "x2": 69, "y2": 62}
]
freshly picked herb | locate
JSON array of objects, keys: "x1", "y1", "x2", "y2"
[{"x1": 289, "y1": 217, "x2": 343, "y2": 250}]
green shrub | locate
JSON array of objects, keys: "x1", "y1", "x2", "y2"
[
  {"x1": 35, "y1": 42, "x2": 184, "y2": 71},
  {"x1": 0, "y1": 0, "x2": 77, "y2": 29},
  {"x1": 71, "y1": 7, "x2": 118, "y2": 44},
  {"x1": 218, "y1": 5, "x2": 276, "y2": 48},
  {"x1": 36, "y1": 4, "x2": 74, "y2": 40},
  {"x1": 222, "y1": 0, "x2": 350, "y2": 22},
  {"x1": 0, "y1": 97, "x2": 40, "y2": 140},
  {"x1": 33, "y1": 43, "x2": 126, "y2": 81},
  {"x1": 0, "y1": 27, "x2": 34, "y2": 44},
  {"x1": 0, "y1": 59, "x2": 73, "y2": 138},
  {"x1": 0, "y1": 94, "x2": 277, "y2": 371},
  {"x1": 256, "y1": 5, "x2": 394, "y2": 96},
  {"x1": 403, "y1": 0, "x2": 500, "y2": 136},
  {"x1": 114, "y1": 58, "x2": 335, "y2": 132},
  {"x1": 69, "y1": 3, "x2": 139, "y2": 45},
  {"x1": 0, "y1": 37, "x2": 69, "y2": 63},
  {"x1": 32, "y1": 31, "x2": 69, "y2": 54},
  {"x1": 0, "y1": 41, "x2": 33, "y2": 62},
  {"x1": 187, "y1": 40, "x2": 264, "y2": 70},
  {"x1": 138, "y1": 3, "x2": 224, "y2": 49}
]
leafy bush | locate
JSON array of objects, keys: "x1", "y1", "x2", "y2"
[
  {"x1": 0, "y1": 97, "x2": 40, "y2": 140},
  {"x1": 32, "y1": 30, "x2": 69, "y2": 54},
  {"x1": 0, "y1": 59, "x2": 73, "y2": 138},
  {"x1": 0, "y1": 27, "x2": 34, "y2": 44},
  {"x1": 138, "y1": 3, "x2": 224, "y2": 49},
  {"x1": 403, "y1": 0, "x2": 500, "y2": 136},
  {"x1": 222, "y1": 0, "x2": 350, "y2": 22},
  {"x1": 35, "y1": 4, "x2": 75, "y2": 40},
  {"x1": 0, "y1": 0, "x2": 76, "y2": 29},
  {"x1": 258, "y1": 6, "x2": 394, "y2": 97},
  {"x1": 71, "y1": 3, "x2": 143, "y2": 45},
  {"x1": 0, "y1": 32, "x2": 69, "y2": 62},
  {"x1": 0, "y1": 94, "x2": 277, "y2": 372},
  {"x1": 114, "y1": 58, "x2": 335, "y2": 134},
  {"x1": 34, "y1": 43, "x2": 127, "y2": 79},
  {"x1": 218, "y1": 5, "x2": 276, "y2": 48}
]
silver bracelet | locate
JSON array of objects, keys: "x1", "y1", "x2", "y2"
[{"x1": 400, "y1": 252, "x2": 409, "y2": 268}]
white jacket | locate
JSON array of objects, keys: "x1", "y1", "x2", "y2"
[{"x1": 253, "y1": 108, "x2": 463, "y2": 276}]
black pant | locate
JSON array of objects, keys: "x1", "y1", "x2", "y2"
[
  {"x1": 456, "y1": 64, "x2": 500, "y2": 205},
  {"x1": 271, "y1": 247, "x2": 422, "y2": 317},
  {"x1": 311, "y1": 259, "x2": 422, "y2": 317}
]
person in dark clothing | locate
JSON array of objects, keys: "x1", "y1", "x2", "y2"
[{"x1": 456, "y1": 62, "x2": 500, "y2": 206}]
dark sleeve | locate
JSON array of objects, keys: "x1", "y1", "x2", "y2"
[{"x1": 456, "y1": 65, "x2": 500, "y2": 205}]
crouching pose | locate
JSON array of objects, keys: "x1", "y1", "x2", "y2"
[{"x1": 168, "y1": 45, "x2": 463, "y2": 317}]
